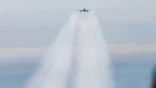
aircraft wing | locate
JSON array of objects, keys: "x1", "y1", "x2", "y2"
[
  {"x1": 88, "y1": 9, "x2": 95, "y2": 11},
  {"x1": 74, "y1": 9, "x2": 81, "y2": 11}
]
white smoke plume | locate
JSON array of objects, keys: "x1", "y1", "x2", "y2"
[{"x1": 25, "y1": 12, "x2": 114, "y2": 88}]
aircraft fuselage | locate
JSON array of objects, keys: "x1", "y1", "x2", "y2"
[{"x1": 81, "y1": 8, "x2": 88, "y2": 12}]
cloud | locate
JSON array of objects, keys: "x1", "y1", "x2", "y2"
[
  {"x1": 0, "y1": 47, "x2": 47, "y2": 58},
  {"x1": 1, "y1": 44, "x2": 156, "y2": 70},
  {"x1": 108, "y1": 44, "x2": 156, "y2": 55},
  {"x1": 0, "y1": 44, "x2": 156, "y2": 58}
]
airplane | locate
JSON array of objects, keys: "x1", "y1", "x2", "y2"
[{"x1": 74, "y1": 7, "x2": 94, "y2": 12}]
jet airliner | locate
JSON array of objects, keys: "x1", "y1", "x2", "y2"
[{"x1": 74, "y1": 7, "x2": 94, "y2": 12}]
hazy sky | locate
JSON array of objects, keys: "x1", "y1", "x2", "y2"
[
  {"x1": 0, "y1": 0, "x2": 156, "y2": 25},
  {"x1": 0, "y1": 0, "x2": 156, "y2": 58},
  {"x1": 0, "y1": 0, "x2": 156, "y2": 88},
  {"x1": 0, "y1": 0, "x2": 156, "y2": 49}
]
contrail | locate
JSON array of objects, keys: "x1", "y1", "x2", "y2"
[
  {"x1": 75, "y1": 13, "x2": 114, "y2": 88},
  {"x1": 26, "y1": 12, "x2": 114, "y2": 88},
  {"x1": 25, "y1": 13, "x2": 77, "y2": 88}
]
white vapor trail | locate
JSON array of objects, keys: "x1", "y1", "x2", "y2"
[
  {"x1": 26, "y1": 12, "x2": 114, "y2": 88},
  {"x1": 26, "y1": 13, "x2": 77, "y2": 88},
  {"x1": 75, "y1": 13, "x2": 114, "y2": 88}
]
